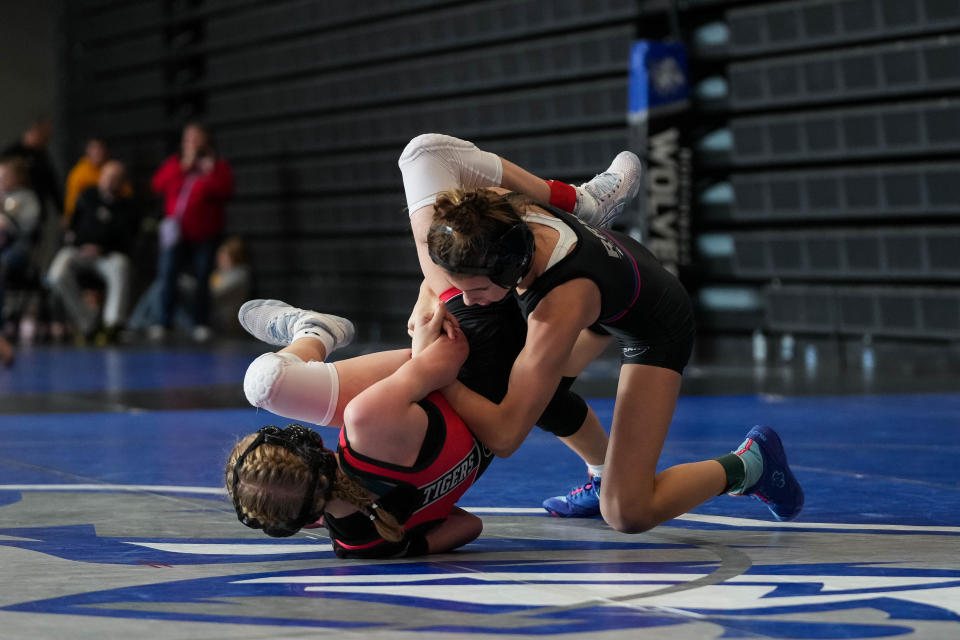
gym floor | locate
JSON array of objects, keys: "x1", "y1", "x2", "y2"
[{"x1": 1, "y1": 340, "x2": 958, "y2": 639}]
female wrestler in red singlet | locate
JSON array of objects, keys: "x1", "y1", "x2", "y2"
[{"x1": 226, "y1": 300, "x2": 493, "y2": 558}]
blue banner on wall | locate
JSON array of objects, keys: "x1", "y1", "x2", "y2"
[
  {"x1": 629, "y1": 40, "x2": 690, "y2": 120},
  {"x1": 627, "y1": 40, "x2": 694, "y2": 280}
]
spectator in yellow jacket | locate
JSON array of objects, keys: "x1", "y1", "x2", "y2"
[{"x1": 63, "y1": 138, "x2": 109, "y2": 224}]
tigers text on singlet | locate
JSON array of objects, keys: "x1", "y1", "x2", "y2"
[{"x1": 327, "y1": 391, "x2": 493, "y2": 556}]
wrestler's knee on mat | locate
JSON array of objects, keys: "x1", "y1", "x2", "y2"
[{"x1": 600, "y1": 493, "x2": 658, "y2": 534}]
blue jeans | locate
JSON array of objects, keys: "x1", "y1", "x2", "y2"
[
  {"x1": 157, "y1": 237, "x2": 219, "y2": 328},
  {"x1": 128, "y1": 278, "x2": 195, "y2": 331}
]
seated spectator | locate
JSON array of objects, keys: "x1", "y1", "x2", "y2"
[
  {"x1": 208, "y1": 235, "x2": 252, "y2": 334},
  {"x1": 62, "y1": 137, "x2": 133, "y2": 229},
  {"x1": 0, "y1": 157, "x2": 42, "y2": 364},
  {"x1": 46, "y1": 161, "x2": 138, "y2": 343}
]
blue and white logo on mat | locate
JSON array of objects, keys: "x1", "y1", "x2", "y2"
[{"x1": 2, "y1": 525, "x2": 959, "y2": 636}]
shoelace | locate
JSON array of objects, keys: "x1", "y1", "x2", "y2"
[{"x1": 583, "y1": 173, "x2": 622, "y2": 203}]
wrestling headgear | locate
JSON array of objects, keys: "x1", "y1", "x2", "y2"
[
  {"x1": 428, "y1": 221, "x2": 535, "y2": 288},
  {"x1": 231, "y1": 424, "x2": 338, "y2": 537}
]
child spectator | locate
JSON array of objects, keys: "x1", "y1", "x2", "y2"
[{"x1": 208, "y1": 235, "x2": 252, "y2": 336}]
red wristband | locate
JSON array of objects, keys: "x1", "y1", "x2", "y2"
[{"x1": 546, "y1": 180, "x2": 577, "y2": 213}]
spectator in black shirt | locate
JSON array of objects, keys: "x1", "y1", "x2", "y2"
[
  {"x1": 2, "y1": 117, "x2": 62, "y2": 219},
  {"x1": 46, "y1": 161, "x2": 137, "y2": 341}
]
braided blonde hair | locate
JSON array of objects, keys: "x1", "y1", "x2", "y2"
[
  {"x1": 330, "y1": 467, "x2": 404, "y2": 542},
  {"x1": 225, "y1": 432, "x2": 405, "y2": 542}
]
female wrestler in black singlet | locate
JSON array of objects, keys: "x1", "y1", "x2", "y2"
[
  {"x1": 399, "y1": 133, "x2": 643, "y2": 517},
  {"x1": 227, "y1": 301, "x2": 493, "y2": 558},
  {"x1": 420, "y1": 182, "x2": 804, "y2": 533}
]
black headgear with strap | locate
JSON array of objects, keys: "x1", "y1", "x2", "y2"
[
  {"x1": 231, "y1": 424, "x2": 338, "y2": 538},
  {"x1": 429, "y1": 220, "x2": 535, "y2": 288}
]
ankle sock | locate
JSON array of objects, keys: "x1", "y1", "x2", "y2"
[
  {"x1": 293, "y1": 325, "x2": 335, "y2": 356},
  {"x1": 586, "y1": 462, "x2": 604, "y2": 479},
  {"x1": 546, "y1": 179, "x2": 577, "y2": 213},
  {"x1": 717, "y1": 436, "x2": 764, "y2": 495},
  {"x1": 715, "y1": 453, "x2": 744, "y2": 495}
]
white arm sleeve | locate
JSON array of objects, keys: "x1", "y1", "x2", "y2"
[{"x1": 398, "y1": 133, "x2": 503, "y2": 214}]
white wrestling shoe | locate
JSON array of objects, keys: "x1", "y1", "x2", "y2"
[
  {"x1": 574, "y1": 151, "x2": 643, "y2": 229},
  {"x1": 238, "y1": 299, "x2": 355, "y2": 349}
]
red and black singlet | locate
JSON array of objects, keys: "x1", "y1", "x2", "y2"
[{"x1": 325, "y1": 391, "x2": 493, "y2": 558}]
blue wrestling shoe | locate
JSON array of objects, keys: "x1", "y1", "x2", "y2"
[
  {"x1": 742, "y1": 425, "x2": 804, "y2": 522},
  {"x1": 542, "y1": 475, "x2": 602, "y2": 517}
]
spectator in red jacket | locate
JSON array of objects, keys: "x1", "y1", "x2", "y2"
[{"x1": 150, "y1": 122, "x2": 234, "y2": 342}]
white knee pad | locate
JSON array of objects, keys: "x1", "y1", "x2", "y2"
[
  {"x1": 399, "y1": 133, "x2": 503, "y2": 214},
  {"x1": 244, "y1": 352, "x2": 340, "y2": 426},
  {"x1": 244, "y1": 352, "x2": 292, "y2": 408}
]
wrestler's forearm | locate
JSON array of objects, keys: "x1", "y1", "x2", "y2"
[{"x1": 442, "y1": 380, "x2": 539, "y2": 458}]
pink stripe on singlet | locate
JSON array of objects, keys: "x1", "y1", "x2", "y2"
[
  {"x1": 598, "y1": 230, "x2": 642, "y2": 324},
  {"x1": 334, "y1": 536, "x2": 386, "y2": 551}
]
